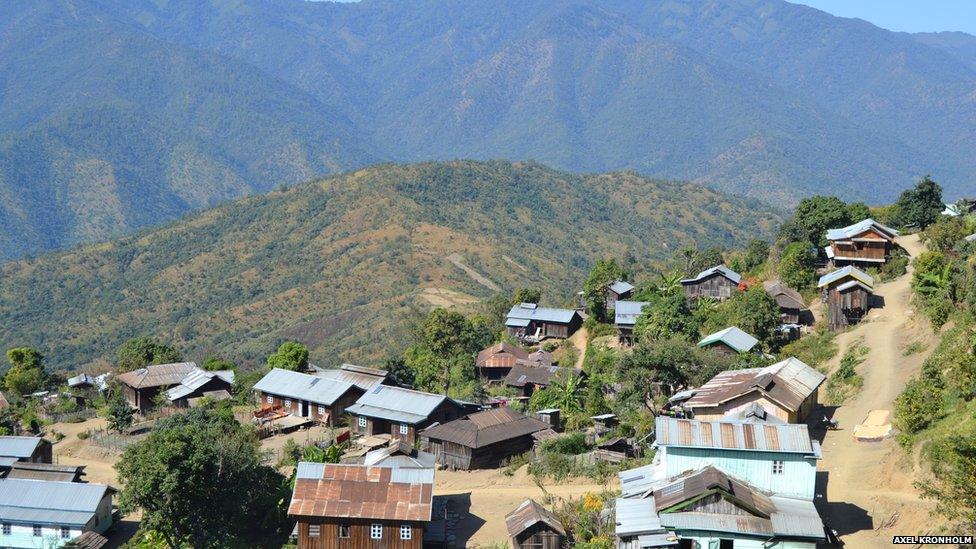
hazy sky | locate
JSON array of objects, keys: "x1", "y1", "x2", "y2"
[{"x1": 789, "y1": 0, "x2": 976, "y2": 35}]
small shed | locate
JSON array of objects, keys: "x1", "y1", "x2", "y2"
[
  {"x1": 420, "y1": 407, "x2": 550, "y2": 470},
  {"x1": 505, "y1": 364, "x2": 582, "y2": 398},
  {"x1": 763, "y1": 280, "x2": 809, "y2": 326},
  {"x1": 614, "y1": 300, "x2": 649, "y2": 345},
  {"x1": 697, "y1": 326, "x2": 759, "y2": 355},
  {"x1": 476, "y1": 342, "x2": 531, "y2": 381},
  {"x1": 505, "y1": 303, "x2": 583, "y2": 342},
  {"x1": 607, "y1": 280, "x2": 635, "y2": 307},
  {"x1": 681, "y1": 265, "x2": 742, "y2": 301},
  {"x1": 818, "y1": 266, "x2": 875, "y2": 331},
  {"x1": 535, "y1": 408, "x2": 561, "y2": 431},
  {"x1": 505, "y1": 498, "x2": 566, "y2": 549}
]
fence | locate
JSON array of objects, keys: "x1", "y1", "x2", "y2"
[
  {"x1": 86, "y1": 420, "x2": 155, "y2": 452},
  {"x1": 45, "y1": 409, "x2": 96, "y2": 424}
]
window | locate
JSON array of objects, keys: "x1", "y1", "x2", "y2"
[
  {"x1": 370, "y1": 523, "x2": 383, "y2": 539},
  {"x1": 266, "y1": 394, "x2": 273, "y2": 404},
  {"x1": 2, "y1": 523, "x2": 10, "y2": 535},
  {"x1": 308, "y1": 524, "x2": 320, "y2": 538},
  {"x1": 61, "y1": 526, "x2": 70, "y2": 539},
  {"x1": 399, "y1": 423, "x2": 409, "y2": 435},
  {"x1": 32, "y1": 525, "x2": 41, "y2": 537},
  {"x1": 358, "y1": 416, "x2": 367, "y2": 428},
  {"x1": 318, "y1": 405, "x2": 326, "y2": 415},
  {"x1": 284, "y1": 398, "x2": 291, "y2": 409},
  {"x1": 338, "y1": 524, "x2": 350, "y2": 538},
  {"x1": 400, "y1": 524, "x2": 412, "y2": 540},
  {"x1": 772, "y1": 460, "x2": 785, "y2": 474}
]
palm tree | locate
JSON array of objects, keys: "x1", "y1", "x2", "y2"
[{"x1": 656, "y1": 272, "x2": 684, "y2": 297}]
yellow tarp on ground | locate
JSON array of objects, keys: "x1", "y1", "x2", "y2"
[{"x1": 853, "y1": 409, "x2": 892, "y2": 441}]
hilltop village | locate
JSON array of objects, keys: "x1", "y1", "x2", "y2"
[{"x1": 0, "y1": 178, "x2": 973, "y2": 549}]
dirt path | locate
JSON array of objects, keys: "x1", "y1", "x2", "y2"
[
  {"x1": 817, "y1": 234, "x2": 943, "y2": 546},
  {"x1": 568, "y1": 325, "x2": 589, "y2": 369},
  {"x1": 434, "y1": 466, "x2": 614, "y2": 547}
]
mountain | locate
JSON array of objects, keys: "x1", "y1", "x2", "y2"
[
  {"x1": 913, "y1": 31, "x2": 976, "y2": 71},
  {"x1": 0, "y1": 161, "x2": 781, "y2": 370},
  {"x1": 3, "y1": 0, "x2": 976, "y2": 259}
]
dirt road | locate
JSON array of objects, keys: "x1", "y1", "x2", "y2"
[{"x1": 817, "y1": 234, "x2": 943, "y2": 546}]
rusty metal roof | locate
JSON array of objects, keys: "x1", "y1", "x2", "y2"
[
  {"x1": 421, "y1": 407, "x2": 550, "y2": 449},
  {"x1": 476, "y1": 342, "x2": 530, "y2": 369},
  {"x1": 289, "y1": 462, "x2": 433, "y2": 521},
  {"x1": 504, "y1": 364, "x2": 578, "y2": 388},
  {"x1": 7, "y1": 462, "x2": 86, "y2": 482},
  {"x1": 655, "y1": 417, "x2": 816, "y2": 455},
  {"x1": 684, "y1": 357, "x2": 825, "y2": 413},
  {"x1": 653, "y1": 466, "x2": 773, "y2": 515},
  {"x1": 505, "y1": 498, "x2": 566, "y2": 538},
  {"x1": 115, "y1": 362, "x2": 197, "y2": 389}
]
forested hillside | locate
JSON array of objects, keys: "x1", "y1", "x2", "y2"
[
  {"x1": 3, "y1": 0, "x2": 976, "y2": 259},
  {"x1": 0, "y1": 161, "x2": 780, "y2": 370}
]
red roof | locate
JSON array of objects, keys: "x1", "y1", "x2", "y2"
[
  {"x1": 289, "y1": 464, "x2": 433, "y2": 522},
  {"x1": 476, "y1": 342, "x2": 530, "y2": 368}
]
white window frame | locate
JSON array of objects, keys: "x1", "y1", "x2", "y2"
[
  {"x1": 266, "y1": 394, "x2": 273, "y2": 404},
  {"x1": 358, "y1": 416, "x2": 367, "y2": 428},
  {"x1": 2, "y1": 523, "x2": 10, "y2": 535},
  {"x1": 772, "y1": 460, "x2": 785, "y2": 474},
  {"x1": 284, "y1": 398, "x2": 291, "y2": 409},
  {"x1": 318, "y1": 405, "x2": 326, "y2": 416},
  {"x1": 308, "y1": 524, "x2": 320, "y2": 538},
  {"x1": 399, "y1": 423, "x2": 409, "y2": 435},
  {"x1": 400, "y1": 524, "x2": 412, "y2": 540},
  {"x1": 32, "y1": 525, "x2": 41, "y2": 537},
  {"x1": 338, "y1": 523, "x2": 350, "y2": 538},
  {"x1": 370, "y1": 523, "x2": 383, "y2": 539},
  {"x1": 60, "y1": 526, "x2": 70, "y2": 539}
]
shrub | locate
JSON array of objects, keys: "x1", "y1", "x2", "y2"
[
  {"x1": 895, "y1": 377, "x2": 944, "y2": 435},
  {"x1": 77, "y1": 430, "x2": 90, "y2": 440},
  {"x1": 502, "y1": 453, "x2": 530, "y2": 476},
  {"x1": 542, "y1": 432, "x2": 591, "y2": 455},
  {"x1": 779, "y1": 331, "x2": 838, "y2": 368}
]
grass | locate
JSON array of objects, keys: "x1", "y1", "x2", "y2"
[
  {"x1": 779, "y1": 330, "x2": 838, "y2": 369},
  {"x1": 901, "y1": 340, "x2": 928, "y2": 356},
  {"x1": 825, "y1": 341, "x2": 868, "y2": 405}
]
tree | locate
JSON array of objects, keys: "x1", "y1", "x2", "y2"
[
  {"x1": 742, "y1": 239, "x2": 770, "y2": 272},
  {"x1": 917, "y1": 434, "x2": 976, "y2": 530},
  {"x1": 922, "y1": 216, "x2": 970, "y2": 254},
  {"x1": 616, "y1": 339, "x2": 715, "y2": 411},
  {"x1": 894, "y1": 175, "x2": 944, "y2": 229},
  {"x1": 582, "y1": 259, "x2": 627, "y2": 321},
  {"x1": 687, "y1": 247, "x2": 725, "y2": 277},
  {"x1": 116, "y1": 408, "x2": 290, "y2": 548},
  {"x1": 201, "y1": 356, "x2": 237, "y2": 371},
  {"x1": 512, "y1": 288, "x2": 542, "y2": 304},
  {"x1": 266, "y1": 341, "x2": 309, "y2": 371},
  {"x1": 383, "y1": 356, "x2": 416, "y2": 387},
  {"x1": 702, "y1": 287, "x2": 781, "y2": 347},
  {"x1": 117, "y1": 337, "x2": 182, "y2": 372},
  {"x1": 416, "y1": 308, "x2": 492, "y2": 357},
  {"x1": 779, "y1": 241, "x2": 817, "y2": 289},
  {"x1": 783, "y1": 195, "x2": 852, "y2": 248},
  {"x1": 846, "y1": 202, "x2": 872, "y2": 223},
  {"x1": 529, "y1": 373, "x2": 586, "y2": 414},
  {"x1": 4, "y1": 347, "x2": 46, "y2": 396},
  {"x1": 632, "y1": 293, "x2": 699, "y2": 343},
  {"x1": 107, "y1": 392, "x2": 134, "y2": 433}
]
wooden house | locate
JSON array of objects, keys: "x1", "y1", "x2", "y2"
[
  {"x1": 420, "y1": 407, "x2": 550, "y2": 470},
  {"x1": 7, "y1": 462, "x2": 87, "y2": 483},
  {"x1": 615, "y1": 467, "x2": 825, "y2": 549},
  {"x1": 0, "y1": 437, "x2": 52, "y2": 471},
  {"x1": 818, "y1": 266, "x2": 875, "y2": 331},
  {"x1": 763, "y1": 280, "x2": 809, "y2": 337},
  {"x1": 165, "y1": 368, "x2": 235, "y2": 408},
  {"x1": 0, "y1": 478, "x2": 115, "y2": 548},
  {"x1": 347, "y1": 385, "x2": 465, "y2": 445},
  {"x1": 653, "y1": 415, "x2": 820, "y2": 499},
  {"x1": 697, "y1": 326, "x2": 759, "y2": 356},
  {"x1": 505, "y1": 303, "x2": 583, "y2": 342},
  {"x1": 289, "y1": 461, "x2": 433, "y2": 549},
  {"x1": 681, "y1": 265, "x2": 742, "y2": 301},
  {"x1": 475, "y1": 342, "x2": 530, "y2": 381},
  {"x1": 614, "y1": 300, "x2": 649, "y2": 345},
  {"x1": 116, "y1": 362, "x2": 232, "y2": 413},
  {"x1": 607, "y1": 280, "x2": 635, "y2": 308},
  {"x1": 504, "y1": 364, "x2": 582, "y2": 398},
  {"x1": 312, "y1": 363, "x2": 392, "y2": 392},
  {"x1": 683, "y1": 357, "x2": 826, "y2": 423},
  {"x1": 825, "y1": 218, "x2": 899, "y2": 266},
  {"x1": 253, "y1": 368, "x2": 365, "y2": 427},
  {"x1": 505, "y1": 499, "x2": 566, "y2": 549}
]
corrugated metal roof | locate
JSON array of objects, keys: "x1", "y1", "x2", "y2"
[
  {"x1": 253, "y1": 368, "x2": 358, "y2": 407},
  {"x1": 362, "y1": 445, "x2": 436, "y2": 469},
  {"x1": 7, "y1": 462, "x2": 85, "y2": 482},
  {"x1": 314, "y1": 366, "x2": 387, "y2": 391},
  {"x1": 421, "y1": 407, "x2": 550, "y2": 448},
  {"x1": 115, "y1": 362, "x2": 197, "y2": 389},
  {"x1": 615, "y1": 300, "x2": 649, "y2": 327},
  {"x1": 655, "y1": 417, "x2": 816, "y2": 455},
  {"x1": 619, "y1": 458, "x2": 668, "y2": 498},
  {"x1": 0, "y1": 479, "x2": 110, "y2": 526},
  {"x1": 504, "y1": 364, "x2": 577, "y2": 388},
  {"x1": 681, "y1": 265, "x2": 742, "y2": 285},
  {"x1": 347, "y1": 385, "x2": 449, "y2": 425},
  {"x1": 505, "y1": 498, "x2": 566, "y2": 538},
  {"x1": 505, "y1": 303, "x2": 579, "y2": 325},
  {"x1": 836, "y1": 280, "x2": 874, "y2": 293},
  {"x1": 615, "y1": 497, "x2": 663, "y2": 536},
  {"x1": 67, "y1": 373, "x2": 96, "y2": 388},
  {"x1": 697, "y1": 327, "x2": 759, "y2": 353},
  {"x1": 609, "y1": 280, "x2": 635, "y2": 295},
  {"x1": 685, "y1": 357, "x2": 825, "y2": 413},
  {"x1": 826, "y1": 218, "x2": 899, "y2": 241},
  {"x1": 476, "y1": 342, "x2": 530, "y2": 369},
  {"x1": 165, "y1": 369, "x2": 234, "y2": 401},
  {"x1": 817, "y1": 266, "x2": 875, "y2": 289},
  {"x1": 0, "y1": 436, "x2": 43, "y2": 459},
  {"x1": 289, "y1": 462, "x2": 433, "y2": 521}
]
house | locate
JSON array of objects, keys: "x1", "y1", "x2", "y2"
[
  {"x1": 504, "y1": 364, "x2": 582, "y2": 398},
  {"x1": 607, "y1": 280, "x2": 635, "y2": 307},
  {"x1": 697, "y1": 327, "x2": 759, "y2": 356},
  {"x1": 505, "y1": 303, "x2": 583, "y2": 341},
  {"x1": 420, "y1": 407, "x2": 551, "y2": 470},
  {"x1": 253, "y1": 368, "x2": 365, "y2": 427},
  {"x1": 681, "y1": 265, "x2": 742, "y2": 301},
  {"x1": 615, "y1": 300, "x2": 649, "y2": 345},
  {"x1": 653, "y1": 415, "x2": 820, "y2": 499},
  {"x1": 165, "y1": 368, "x2": 235, "y2": 408},
  {"x1": 476, "y1": 342, "x2": 530, "y2": 381},
  {"x1": 616, "y1": 466, "x2": 825, "y2": 549},
  {"x1": 505, "y1": 499, "x2": 566, "y2": 549},
  {"x1": 288, "y1": 461, "x2": 433, "y2": 549},
  {"x1": 818, "y1": 266, "x2": 875, "y2": 331},
  {"x1": 313, "y1": 363, "x2": 391, "y2": 392},
  {"x1": 347, "y1": 385, "x2": 465, "y2": 445},
  {"x1": 115, "y1": 362, "x2": 232, "y2": 413},
  {"x1": 359, "y1": 441, "x2": 437, "y2": 470},
  {"x1": 683, "y1": 357, "x2": 826, "y2": 423},
  {"x1": 614, "y1": 497, "x2": 678, "y2": 549},
  {"x1": 763, "y1": 280, "x2": 809, "y2": 328},
  {"x1": 7, "y1": 462, "x2": 86, "y2": 483},
  {"x1": 0, "y1": 478, "x2": 114, "y2": 548},
  {"x1": 825, "y1": 218, "x2": 899, "y2": 266},
  {"x1": 0, "y1": 437, "x2": 52, "y2": 471}
]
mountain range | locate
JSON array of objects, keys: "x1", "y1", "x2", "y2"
[
  {"x1": 2, "y1": 0, "x2": 976, "y2": 260},
  {"x1": 0, "y1": 161, "x2": 780, "y2": 370}
]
